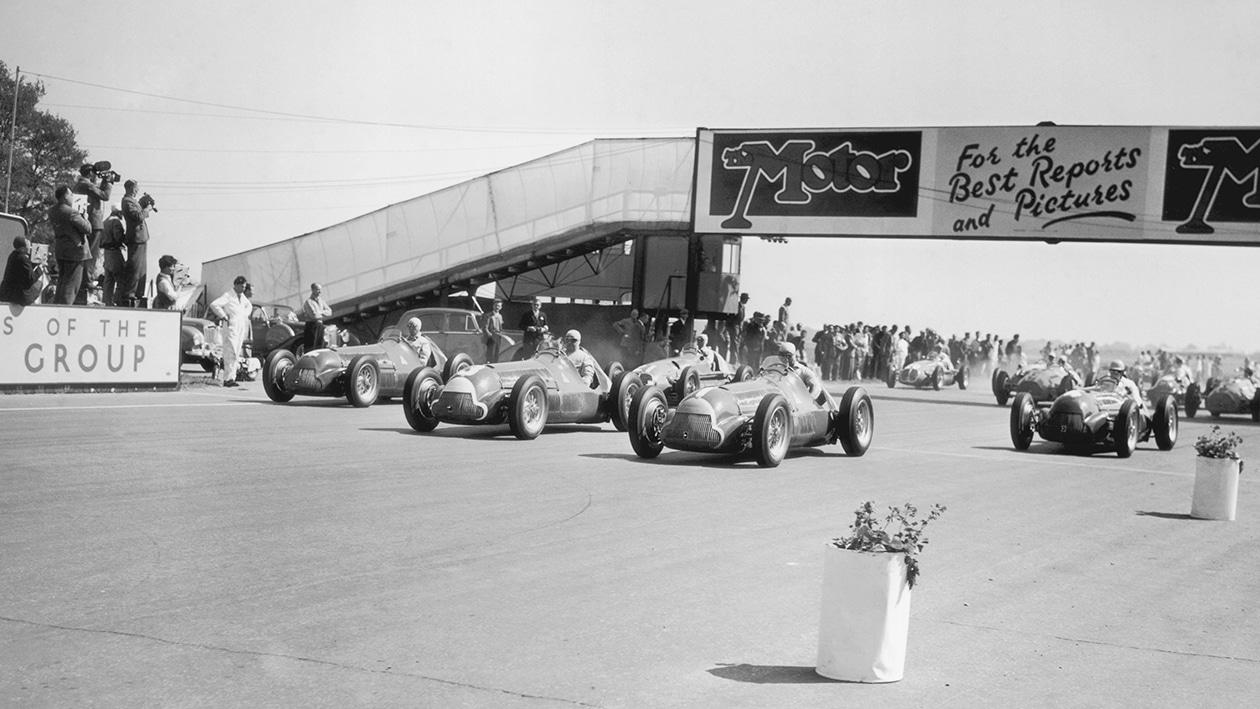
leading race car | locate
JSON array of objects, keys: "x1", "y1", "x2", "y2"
[
  {"x1": 608, "y1": 345, "x2": 755, "y2": 432},
  {"x1": 626, "y1": 354, "x2": 873, "y2": 467},
  {"x1": 890, "y1": 356, "x2": 968, "y2": 391},
  {"x1": 1145, "y1": 373, "x2": 1203, "y2": 418},
  {"x1": 1203, "y1": 375, "x2": 1260, "y2": 420},
  {"x1": 263, "y1": 328, "x2": 472, "y2": 407},
  {"x1": 402, "y1": 341, "x2": 622, "y2": 439},
  {"x1": 1009, "y1": 384, "x2": 1178, "y2": 458},
  {"x1": 992, "y1": 361, "x2": 1091, "y2": 406}
]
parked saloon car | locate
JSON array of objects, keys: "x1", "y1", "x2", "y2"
[
  {"x1": 181, "y1": 316, "x2": 220, "y2": 372},
  {"x1": 393, "y1": 307, "x2": 520, "y2": 363},
  {"x1": 890, "y1": 356, "x2": 969, "y2": 391},
  {"x1": 626, "y1": 354, "x2": 873, "y2": 468},
  {"x1": 1203, "y1": 375, "x2": 1260, "y2": 420},
  {"x1": 401, "y1": 340, "x2": 621, "y2": 439},
  {"x1": 1009, "y1": 385, "x2": 1178, "y2": 458},
  {"x1": 263, "y1": 327, "x2": 473, "y2": 407},
  {"x1": 608, "y1": 346, "x2": 755, "y2": 431},
  {"x1": 991, "y1": 360, "x2": 1091, "y2": 406}
]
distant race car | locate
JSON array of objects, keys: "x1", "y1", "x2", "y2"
[
  {"x1": 625, "y1": 354, "x2": 873, "y2": 467},
  {"x1": 890, "y1": 356, "x2": 969, "y2": 391},
  {"x1": 1145, "y1": 373, "x2": 1204, "y2": 418},
  {"x1": 992, "y1": 361, "x2": 1091, "y2": 406},
  {"x1": 1202, "y1": 376, "x2": 1260, "y2": 420},
  {"x1": 607, "y1": 346, "x2": 755, "y2": 431},
  {"x1": 401, "y1": 341, "x2": 622, "y2": 439},
  {"x1": 262, "y1": 327, "x2": 472, "y2": 407},
  {"x1": 1009, "y1": 385, "x2": 1178, "y2": 458}
]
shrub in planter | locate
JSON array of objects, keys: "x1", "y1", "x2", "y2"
[{"x1": 1191, "y1": 426, "x2": 1244, "y2": 521}]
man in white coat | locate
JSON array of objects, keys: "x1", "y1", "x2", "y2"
[{"x1": 210, "y1": 275, "x2": 252, "y2": 387}]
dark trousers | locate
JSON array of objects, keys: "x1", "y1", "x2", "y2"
[
  {"x1": 102, "y1": 248, "x2": 126, "y2": 307},
  {"x1": 304, "y1": 320, "x2": 326, "y2": 352},
  {"x1": 55, "y1": 259, "x2": 89, "y2": 305},
  {"x1": 123, "y1": 242, "x2": 148, "y2": 305}
]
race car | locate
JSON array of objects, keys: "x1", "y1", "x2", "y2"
[
  {"x1": 625, "y1": 354, "x2": 873, "y2": 467},
  {"x1": 889, "y1": 356, "x2": 969, "y2": 391},
  {"x1": 992, "y1": 361, "x2": 1091, "y2": 406},
  {"x1": 1008, "y1": 385, "x2": 1178, "y2": 458},
  {"x1": 1202, "y1": 375, "x2": 1260, "y2": 420},
  {"x1": 608, "y1": 345, "x2": 755, "y2": 432},
  {"x1": 401, "y1": 340, "x2": 622, "y2": 439},
  {"x1": 1145, "y1": 373, "x2": 1204, "y2": 418},
  {"x1": 262, "y1": 328, "x2": 472, "y2": 407}
]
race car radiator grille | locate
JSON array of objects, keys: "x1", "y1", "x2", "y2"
[
  {"x1": 441, "y1": 392, "x2": 479, "y2": 419},
  {"x1": 296, "y1": 368, "x2": 318, "y2": 390},
  {"x1": 667, "y1": 413, "x2": 721, "y2": 446},
  {"x1": 1046, "y1": 411, "x2": 1086, "y2": 443}
]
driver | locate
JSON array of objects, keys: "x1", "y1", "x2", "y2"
[
  {"x1": 1168, "y1": 355, "x2": 1193, "y2": 387},
  {"x1": 561, "y1": 329, "x2": 599, "y2": 387},
  {"x1": 776, "y1": 341, "x2": 828, "y2": 405},
  {"x1": 1095, "y1": 359, "x2": 1143, "y2": 403},
  {"x1": 694, "y1": 333, "x2": 730, "y2": 372},
  {"x1": 403, "y1": 317, "x2": 436, "y2": 365}
]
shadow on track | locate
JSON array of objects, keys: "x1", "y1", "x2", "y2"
[{"x1": 706, "y1": 663, "x2": 835, "y2": 684}]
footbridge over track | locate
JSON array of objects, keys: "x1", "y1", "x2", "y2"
[{"x1": 200, "y1": 138, "x2": 696, "y2": 330}]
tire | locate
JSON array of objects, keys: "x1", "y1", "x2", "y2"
[
  {"x1": 402, "y1": 367, "x2": 443, "y2": 432},
  {"x1": 199, "y1": 359, "x2": 216, "y2": 373},
  {"x1": 346, "y1": 354, "x2": 380, "y2": 408},
  {"x1": 836, "y1": 386, "x2": 873, "y2": 457},
  {"x1": 628, "y1": 385, "x2": 668, "y2": 459},
  {"x1": 1114, "y1": 400, "x2": 1139, "y2": 458},
  {"x1": 673, "y1": 366, "x2": 701, "y2": 402},
  {"x1": 1252, "y1": 393, "x2": 1260, "y2": 423},
  {"x1": 732, "y1": 365, "x2": 755, "y2": 382},
  {"x1": 1183, "y1": 383, "x2": 1200, "y2": 418},
  {"x1": 605, "y1": 360, "x2": 624, "y2": 380},
  {"x1": 508, "y1": 374, "x2": 548, "y2": 439},
  {"x1": 610, "y1": 371, "x2": 643, "y2": 433},
  {"x1": 262, "y1": 349, "x2": 296, "y2": 403},
  {"x1": 886, "y1": 369, "x2": 896, "y2": 388},
  {"x1": 956, "y1": 367, "x2": 969, "y2": 390},
  {"x1": 994, "y1": 370, "x2": 1010, "y2": 406},
  {"x1": 1009, "y1": 392, "x2": 1034, "y2": 450},
  {"x1": 931, "y1": 367, "x2": 942, "y2": 391},
  {"x1": 443, "y1": 352, "x2": 475, "y2": 382},
  {"x1": 1055, "y1": 374, "x2": 1073, "y2": 398},
  {"x1": 752, "y1": 393, "x2": 791, "y2": 467},
  {"x1": 1153, "y1": 394, "x2": 1178, "y2": 450}
]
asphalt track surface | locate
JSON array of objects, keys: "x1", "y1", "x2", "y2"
[{"x1": 2, "y1": 373, "x2": 1257, "y2": 708}]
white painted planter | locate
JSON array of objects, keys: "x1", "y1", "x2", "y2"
[
  {"x1": 816, "y1": 545, "x2": 911, "y2": 682},
  {"x1": 1191, "y1": 457, "x2": 1240, "y2": 521}
]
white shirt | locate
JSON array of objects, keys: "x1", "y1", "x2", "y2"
[{"x1": 210, "y1": 290, "x2": 252, "y2": 336}]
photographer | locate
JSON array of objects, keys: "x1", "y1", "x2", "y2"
[
  {"x1": 72, "y1": 162, "x2": 117, "y2": 290},
  {"x1": 49, "y1": 185, "x2": 93, "y2": 305},
  {"x1": 120, "y1": 180, "x2": 155, "y2": 307}
]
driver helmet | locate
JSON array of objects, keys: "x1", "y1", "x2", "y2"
[
  {"x1": 777, "y1": 341, "x2": 798, "y2": 366},
  {"x1": 562, "y1": 329, "x2": 581, "y2": 350},
  {"x1": 1108, "y1": 359, "x2": 1126, "y2": 375},
  {"x1": 406, "y1": 317, "x2": 422, "y2": 337}
]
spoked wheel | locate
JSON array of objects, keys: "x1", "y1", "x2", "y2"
[
  {"x1": 508, "y1": 374, "x2": 548, "y2": 439},
  {"x1": 1153, "y1": 394, "x2": 1178, "y2": 450},
  {"x1": 442, "y1": 352, "x2": 475, "y2": 381},
  {"x1": 836, "y1": 386, "x2": 873, "y2": 456},
  {"x1": 628, "y1": 386, "x2": 668, "y2": 459},
  {"x1": 1010, "y1": 392, "x2": 1035, "y2": 450},
  {"x1": 732, "y1": 365, "x2": 755, "y2": 382},
  {"x1": 610, "y1": 371, "x2": 643, "y2": 433},
  {"x1": 673, "y1": 366, "x2": 701, "y2": 402},
  {"x1": 1114, "y1": 400, "x2": 1140, "y2": 458},
  {"x1": 345, "y1": 354, "x2": 380, "y2": 407},
  {"x1": 263, "y1": 350, "x2": 296, "y2": 403},
  {"x1": 402, "y1": 367, "x2": 442, "y2": 432},
  {"x1": 752, "y1": 393, "x2": 791, "y2": 467}
]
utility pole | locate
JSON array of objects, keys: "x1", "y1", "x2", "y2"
[{"x1": 3, "y1": 66, "x2": 19, "y2": 213}]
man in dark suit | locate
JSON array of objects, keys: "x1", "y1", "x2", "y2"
[
  {"x1": 121, "y1": 180, "x2": 153, "y2": 307},
  {"x1": 49, "y1": 185, "x2": 93, "y2": 304},
  {"x1": 0, "y1": 236, "x2": 44, "y2": 304},
  {"x1": 516, "y1": 296, "x2": 549, "y2": 359}
]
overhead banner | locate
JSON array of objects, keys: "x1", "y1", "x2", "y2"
[
  {"x1": 1, "y1": 304, "x2": 181, "y2": 390},
  {"x1": 695, "y1": 126, "x2": 1260, "y2": 245}
]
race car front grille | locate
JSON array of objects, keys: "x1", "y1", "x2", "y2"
[
  {"x1": 441, "y1": 392, "x2": 479, "y2": 419},
  {"x1": 296, "y1": 368, "x2": 317, "y2": 390},
  {"x1": 1045, "y1": 411, "x2": 1086, "y2": 443},
  {"x1": 666, "y1": 413, "x2": 721, "y2": 446}
]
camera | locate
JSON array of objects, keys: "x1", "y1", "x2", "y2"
[
  {"x1": 92, "y1": 160, "x2": 120, "y2": 183},
  {"x1": 139, "y1": 193, "x2": 158, "y2": 212}
]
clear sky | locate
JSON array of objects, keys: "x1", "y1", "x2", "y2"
[{"x1": 3, "y1": 0, "x2": 1258, "y2": 352}]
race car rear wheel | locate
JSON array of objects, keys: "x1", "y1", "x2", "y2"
[
  {"x1": 674, "y1": 366, "x2": 702, "y2": 402},
  {"x1": 263, "y1": 349, "x2": 296, "y2": 403},
  {"x1": 837, "y1": 386, "x2": 873, "y2": 457},
  {"x1": 1153, "y1": 394, "x2": 1178, "y2": 450},
  {"x1": 1184, "y1": 383, "x2": 1200, "y2": 418},
  {"x1": 609, "y1": 370, "x2": 643, "y2": 433},
  {"x1": 753, "y1": 393, "x2": 791, "y2": 467},
  {"x1": 442, "y1": 352, "x2": 475, "y2": 382},
  {"x1": 1010, "y1": 392, "x2": 1035, "y2": 450},
  {"x1": 402, "y1": 367, "x2": 442, "y2": 432},
  {"x1": 886, "y1": 369, "x2": 896, "y2": 388},
  {"x1": 605, "y1": 360, "x2": 624, "y2": 380},
  {"x1": 346, "y1": 354, "x2": 380, "y2": 408},
  {"x1": 628, "y1": 385, "x2": 667, "y2": 459},
  {"x1": 956, "y1": 367, "x2": 969, "y2": 390},
  {"x1": 994, "y1": 370, "x2": 1010, "y2": 406},
  {"x1": 509, "y1": 374, "x2": 548, "y2": 440},
  {"x1": 732, "y1": 365, "x2": 755, "y2": 382},
  {"x1": 1114, "y1": 400, "x2": 1140, "y2": 458}
]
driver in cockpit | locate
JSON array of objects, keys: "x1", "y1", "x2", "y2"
[
  {"x1": 773, "y1": 341, "x2": 828, "y2": 405},
  {"x1": 693, "y1": 333, "x2": 729, "y2": 372},
  {"x1": 403, "y1": 317, "x2": 437, "y2": 366}
]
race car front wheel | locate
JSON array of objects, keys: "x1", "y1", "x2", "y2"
[
  {"x1": 403, "y1": 367, "x2": 442, "y2": 432},
  {"x1": 1153, "y1": 394, "x2": 1178, "y2": 450},
  {"x1": 609, "y1": 370, "x2": 642, "y2": 433},
  {"x1": 263, "y1": 349, "x2": 296, "y2": 403},
  {"x1": 1010, "y1": 392, "x2": 1035, "y2": 450},
  {"x1": 1114, "y1": 400, "x2": 1140, "y2": 458},
  {"x1": 837, "y1": 386, "x2": 873, "y2": 457},
  {"x1": 628, "y1": 385, "x2": 667, "y2": 459},
  {"x1": 1183, "y1": 383, "x2": 1200, "y2": 418},
  {"x1": 509, "y1": 374, "x2": 548, "y2": 440},
  {"x1": 753, "y1": 393, "x2": 791, "y2": 467},
  {"x1": 346, "y1": 354, "x2": 380, "y2": 408},
  {"x1": 674, "y1": 366, "x2": 701, "y2": 402}
]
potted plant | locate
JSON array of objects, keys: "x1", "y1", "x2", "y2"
[
  {"x1": 816, "y1": 501, "x2": 946, "y2": 683},
  {"x1": 1191, "y1": 425, "x2": 1244, "y2": 521}
]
